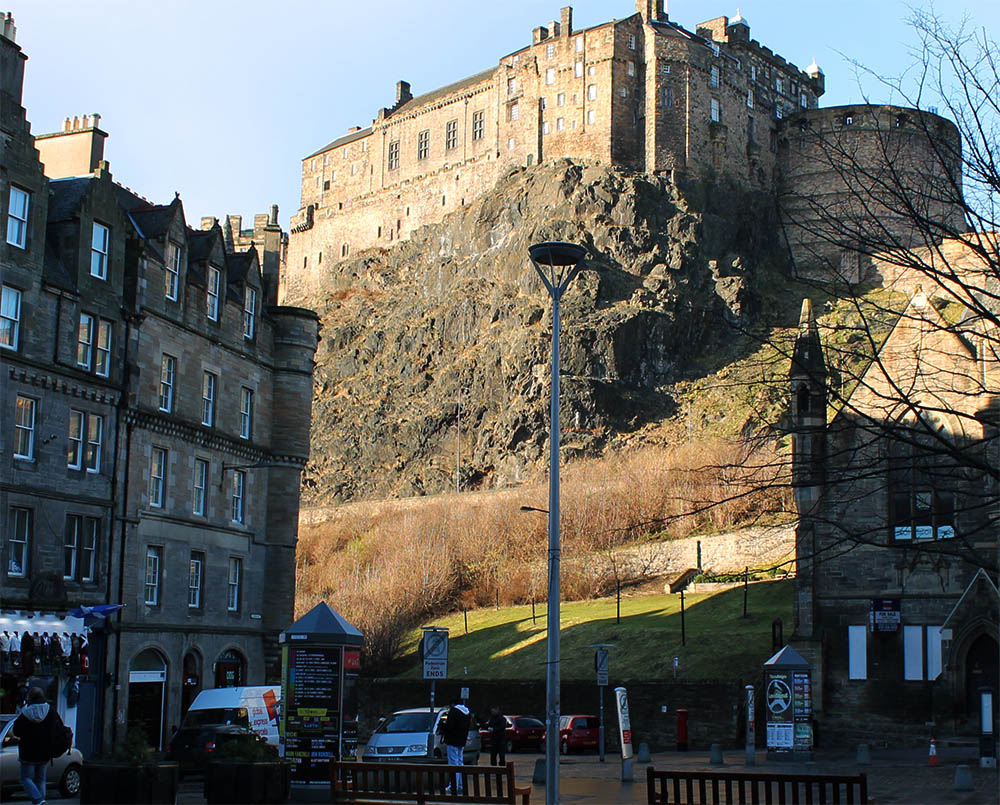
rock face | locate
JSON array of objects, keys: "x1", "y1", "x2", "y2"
[{"x1": 300, "y1": 160, "x2": 786, "y2": 504}]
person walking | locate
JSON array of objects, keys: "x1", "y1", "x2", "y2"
[
  {"x1": 438, "y1": 699, "x2": 471, "y2": 793},
  {"x1": 488, "y1": 705, "x2": 507, "y2": 766},
  {"x1": 13, "y1": 687, "x2": 61, "y2": 805}
]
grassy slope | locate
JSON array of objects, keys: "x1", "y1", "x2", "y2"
[{"x1": 395, "y1": 579, "x2": 793, "y2": 683}]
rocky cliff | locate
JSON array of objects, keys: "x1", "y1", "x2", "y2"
[{"x1": 299, "y1": 160, "x2": 790, "y2": 504}]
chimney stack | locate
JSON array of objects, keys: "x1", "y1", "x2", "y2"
[
  {"x1": 34, "y1": 112, "x2": 108, "y2": 179},
  {"x1": 395, "y1": 80, "x2": 412, "y2": 105},
  {"x1": 2, "y1": 12, "x2": 15, "y2": 42},
  {"x1": 560, "y1": 7, "x2": 572, "y2": 36},
  {"x1": 269, "y1": 204, "x2": 279, "y2": 227}
]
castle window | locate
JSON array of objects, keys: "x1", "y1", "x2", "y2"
[
  {"x1": 343, "y1": 148, "x2": 349, "y2": 159},
  {"x1": 575, "y1": 61, "x2": 583, "y2": 78},
  {"x1": 588, "y1": 65, "x2": 596, "y2": 76},
  {"x1": 507, "y1": 137, "x2": 515, "y2": 150},
  {"x1": 318, "y1": 252, "x2": 322, "y2": 264},
  {"x1": 341, "y1": 243, "x2": 350, "y2": 258},
  {"x1": 750, "y1": 64, "x2": 756, "y2": 81},
  {"x1": 351, "y1": 163, "x2": 357, "y2": 175},
  {"x1": 323, "y1": 181, "x2": 330, "y2": 190},
  {"x1": 628, "y1": 34, "x2": 636, "y2": 50},
  {"x1": 895, "y1": 114, "x2": 908, "y2": 128},
  {"x1": 572, "y1": 94, "x2": 578, "y2": 104},
  {"x1": 388, "y1": 140, "x2": 400, "y2": 170},
  {"x1": 542, "y1": 121, "x2": 550, "y2": 134},
  {"x1": 362, "y1": 140, "x2": 368, "y2": 152},
  {"x1": 800, "y1": 93, "x2": 808, "y2": 108},
  {"x1": 620, "y1": 88, "x2": 628, "y2": 98},
  {"x1": 572, "y1": 120, "x2": 577, "y2": 129},
  {"x1": 710, "y1": 65, "x2": 719, "y2": 88},
  {"x1": 557, "y1": 117, "x2": 564, "y2": 131},
  {"x1": 843, "y1": 114, "x2": 854, "y2": 126},
  {"x1": 746, "y1": 90, "x2": 754, "y2": 109},
  {"x1": 775, "y1": 77, "x2": 783, "y2": 94},
  {"x1": 587, "y1": 109, "x2": 596, "y2": 125},
  {"x1": 472, "y1": 110, "x2": 485, "y2": 140},
  {"x1": 627, "y1": 61, "x2": 636, "y2": 77},
  {"x1": 575, "y1": 36, "x2": 584, "y2": 52},
  {"x1": 323, "y1": 154, "x2": 329, "y2": 165},
  {"x1": 662, "y1": 64, "x2": 671, "y2": 75},
  {"x1": 546, "y1": 43, "x2": 555, "y2": 59},
  {"x1": 442, "y1": 195, "x2": 447, "y2": 205},
  {"x1": 710, "y1": 42, "x2": 720, "y2": 57},
  {"x1": 546, "y1": 67, "x2": 555, "y2": 85},
  {"x1": 509, "y1": 103, "x2": 519, "y2": 122},
  {"x1": 315, "y1": 176, "x2": 321, "y2": 188},
  {"x1": 6, "y1": 186, "x2": 29, "y2": 249},
  {"x1": 540, "y1": 97, "x2": 547, "y2": 110},
  {"x1": 587, "y1": 84, "x2": 597, "y2": 101},
  {"x1": 557, "y1": 93, "x2": 565, "y2": 107},
  {"x1": 775, "y1": 105, "x2": 783, "y2": 120},
  {"x1": 377, "y1": 226, "x2": 382, "y2": 237},
  {"x1": 507, "y1": 77, "x2": 516, "y2": 95},
  {"x1": 710, "y1": 98, "x2": 720, "y2": 122},
  {"x1": 418, "y1": 129, "x2": 430, "y2": 160}
]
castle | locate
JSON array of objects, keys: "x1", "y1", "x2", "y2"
[{"x1": 285, "y1": 1, "x2": 964, "y2": 302}]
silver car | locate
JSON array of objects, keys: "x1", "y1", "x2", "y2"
[
  {"x1": 0, "y1": 714, "x2": 83, "y2": 799},
  {"x1": 362, "y1": 707, "x2": 480, "y2": 765}
]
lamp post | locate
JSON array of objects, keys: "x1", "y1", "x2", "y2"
[{"x1": 528, "y1": 240, "x2": 587, "y2": 805}]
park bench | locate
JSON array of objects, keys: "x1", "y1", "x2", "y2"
[
  {"x1": 331, "y1": 760, "x2": 531, "y2": 805},
  {"x1": 647, "y1": 767, "x2": 868, "y2": 804}
]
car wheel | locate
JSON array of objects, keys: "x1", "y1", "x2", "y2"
[
  {"x1": 60, "y1": 763, "x2": 82, "y2": 797},
  {"x1": 506, "y1": 739, "x2": 514, "y2": 754},
  {"x1": 560, "y1": 740, "x2": 568, "y2": 755}
]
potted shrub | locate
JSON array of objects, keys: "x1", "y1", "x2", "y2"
[
  {"x1": 203, "y1": 733, "x2": 289, "y2": 804},
  {"x1": 80, "y1": 730, "x2": 180, "y2": 804}
]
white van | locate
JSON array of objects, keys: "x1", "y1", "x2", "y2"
[{"x1": 181, "y1": 686, "x2": 281, "y2": 747}]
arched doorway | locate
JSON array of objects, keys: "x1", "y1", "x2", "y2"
[
  {"x1": 965, "y1": 634, "x2": 999, "y2": 725},
  {"x1": 181, "y1": 651, "x2": 202, "y2": 716},
  {"x1": 127, "y1": 648, "x2": 167, "y2": 750},
  {"x1": 214, "y1": 649, "x2": 246, "y2": 688}
]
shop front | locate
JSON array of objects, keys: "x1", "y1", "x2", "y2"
[{"x1": 0, "y1": 610, "x2": 90, "y2": 750}]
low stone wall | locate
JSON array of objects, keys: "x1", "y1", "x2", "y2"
[{"x1": 356, "y1": 677, "x2": 756, "y2": 753}]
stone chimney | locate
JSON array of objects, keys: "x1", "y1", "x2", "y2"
[
  {"x1": 548, "y1": 20, "x2": 560, "y2": 37},
  {"x1": 201, "y1": 216, "x2": 218, "y2": 231},
  {"x1": 532, "y1": 26, "x2": 549, "y2": 44},
  {"x1": 560, "y1": 7, "x2": 572, "y2": 36},
  {"x1": 34, "y1": 113, "x2": 108, "y2": 179},
  {"x1": 2, "y1": 11, "x2": 15, "y2": 41},
  {"x1": 395, "y1": 80, "x2": 412, "y2": 105},
  {"x1": 637, "y1": 0, "x2": 667, "y2": 23}
]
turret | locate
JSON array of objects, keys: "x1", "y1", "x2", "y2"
[
  {"x1": 805, "y1": 57, "x2": 825, "y2": 98},
  {"x1": 789, "y1": 298, "x2": 827, "y2": 513}
]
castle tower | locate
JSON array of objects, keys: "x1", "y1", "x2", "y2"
[
  {"x1": 789, "y1": 298, "x2": 826, "y2": 640},
  {"x1": 261, "y1": 305, "x2": 320, "y2": 677}
]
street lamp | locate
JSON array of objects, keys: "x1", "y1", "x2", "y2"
[{"x1": 528, "y1": 240, "x2": 587, "y2": 805}]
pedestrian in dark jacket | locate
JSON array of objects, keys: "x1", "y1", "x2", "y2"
[
  {"x1": 487, "y1": 705, "x2": 507, "y2": 766},
  {"x1": 12, "y1": 687, "x2": 60, "y2": 804},
  {"x1": 437, "y1": 701, "x2": 471, "y2": 792}
]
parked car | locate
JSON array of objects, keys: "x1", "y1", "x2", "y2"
[
  {"x1": 165, "y1": 723, "x2": 277, "y2": 776},
  {"x1": 557, "y1": 715, "x2": 600, "y2": 754},
  {"x1": 0, "y1": 713, "x2": 83, "y2": 798},
  {"x1": 362, "y1": 707, "x2": 480, "y2": 765},
  {"x1": 479, "y1": 715, "x2": 545, "y2": 753}
]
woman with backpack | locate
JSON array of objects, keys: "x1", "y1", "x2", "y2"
[{"x1": 13, "y1": 687, "x2": 65, "y2": 805}]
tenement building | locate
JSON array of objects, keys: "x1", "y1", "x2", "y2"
[{"x1": 0, "y1": 15, "x2": 319, "y2": 754}]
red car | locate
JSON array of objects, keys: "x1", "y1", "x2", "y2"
[
  {"x1": 557, "y1": 715, "x2": 600, "y2": 754},
  {"x1": 479, "y1": 715, "x2": 546, "y2": 753}
]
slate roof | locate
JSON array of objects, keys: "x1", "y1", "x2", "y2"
[
  {"x1": 47, "y1": 177, "x2": 92, "y2": 223},
  {"x1": 42, "y1": 234, "x2": 75, "y2": 291},
  {"x1": 281, "y1": 602, "x2": 363, "y2": 646},
  {"x1": 307, "y1": 127, "x2": 372, "y2": 159},
  {"x1": 226, "y1": 247, "x2": 255, "y2": 285}
]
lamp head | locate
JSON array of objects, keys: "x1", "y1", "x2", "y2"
[{"x1": 528, "y1": 241, "x2": 587, "y2": 267}]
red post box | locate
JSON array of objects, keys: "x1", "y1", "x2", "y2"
[{"x1": 676, "y1": 708, "x2": 689, "y2": 751}]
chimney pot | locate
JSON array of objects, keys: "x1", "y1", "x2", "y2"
[
  {"x1": 92, "y1": 113, "x2": 101, "y2": 129},
  {"x1": 63, "y1": 117, "x2": 71, "y2": 132},
  {"x1": 72, "y1": 116, "x2": 80, "y2": 130},
  {"x1": 269, "y1": 204, "x2": 279, "y2": 226}
]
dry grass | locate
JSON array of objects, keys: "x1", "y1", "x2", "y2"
[{"x1": 296, "y1": 437, "x2": 791, "y2": 672}]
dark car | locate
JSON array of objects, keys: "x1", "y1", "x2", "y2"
[
  {"x1": 479, "y1": 715, "x2": 545, "y2": 753},
  {"x1": 557, "y1": 715, "x2": 600, "y2": 753},
  {"x1": 165, "y1": 723, "x2": 276, "y2": 775}
]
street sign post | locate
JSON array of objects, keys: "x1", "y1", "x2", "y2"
[
  {"x1": 421, "y1": 626, "x2": 449, "y2": 713},
  {"x1": 590, "y1": 643, "x2": 613, "y2": 762}
]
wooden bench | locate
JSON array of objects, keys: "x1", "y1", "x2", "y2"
[
  {"x1": 331, "y1": 760, "x2": 530, "y2": 805},
  {"x1": 647, "y1": 767, "x2": 868, "y2": 804}
]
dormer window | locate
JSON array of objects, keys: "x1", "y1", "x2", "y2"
[
  {"x1": 91, "y1": 222, "x2": 109, "y2": 279},
  {"x1": 206, "y1": 266, "x2": 221, "y2": 321},
  {"x1": 243, "y1": 287, "x2": 257, "y2": 340},
  {"x1": 165, "y1": 241, "x2": 181, "y2": 300}
]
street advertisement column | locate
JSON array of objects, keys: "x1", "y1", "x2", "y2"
[{"x1": 282, "y1": 644, "x2": 342, "y2": 786}]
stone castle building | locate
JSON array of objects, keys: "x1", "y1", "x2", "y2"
[
  {"x1": 1, "y1": 14, "x2": 318, "y2": 754},
  {"x1": 284, "y1": 1, "x2": 962, "y2": 301}
]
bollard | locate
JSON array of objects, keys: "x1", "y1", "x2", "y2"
[
  {"x1": 856, "y1": 744, "x2": 871, "y2": 765},
  {"x1": 532, "y1": 758, "x2": 546, "y2": 785},
  {"x1": 710, "y1": 743, "x2": 724, "y2": 765},
  {"x1": 637, "y1": 743, "x2": 651, "y2": 763},
  {"x1": 676, "y1": 708, "x2": 689, "y2": 752},
  {"x1": 953, "y1": 764, "x2": 974, "y2": 792}
]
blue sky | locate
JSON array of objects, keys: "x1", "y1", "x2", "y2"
[{"x1": 12, "y1": 1, "x2": 998, "y2": 230}]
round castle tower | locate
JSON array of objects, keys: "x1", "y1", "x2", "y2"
[{"x1": 777, "y1": 104, "x2": 964, "y2": 282}]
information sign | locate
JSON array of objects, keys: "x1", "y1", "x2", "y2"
[
  {"x1": 422, "y1": 628, "x2": 448, "y2": 680},
  {"x1": 282, "y1": 645, "x2": 342, "y2": 786},
  {"x1": 869, "y1": 599, "x2": 901, "y2": 633},
  {"x1": 595, "y1": 648, "x2": 609, "y2": 687},
  {"x1": 614, "y1": 686, "x2": 633, "y2": 759}
]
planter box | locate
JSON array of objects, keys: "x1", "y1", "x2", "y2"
[
  {"x1": 204, "y1": 759, "x2": 290, "y2": 804},
  {"x1": 80, "y1": 760, "x2": 179, "y2": 804}
]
